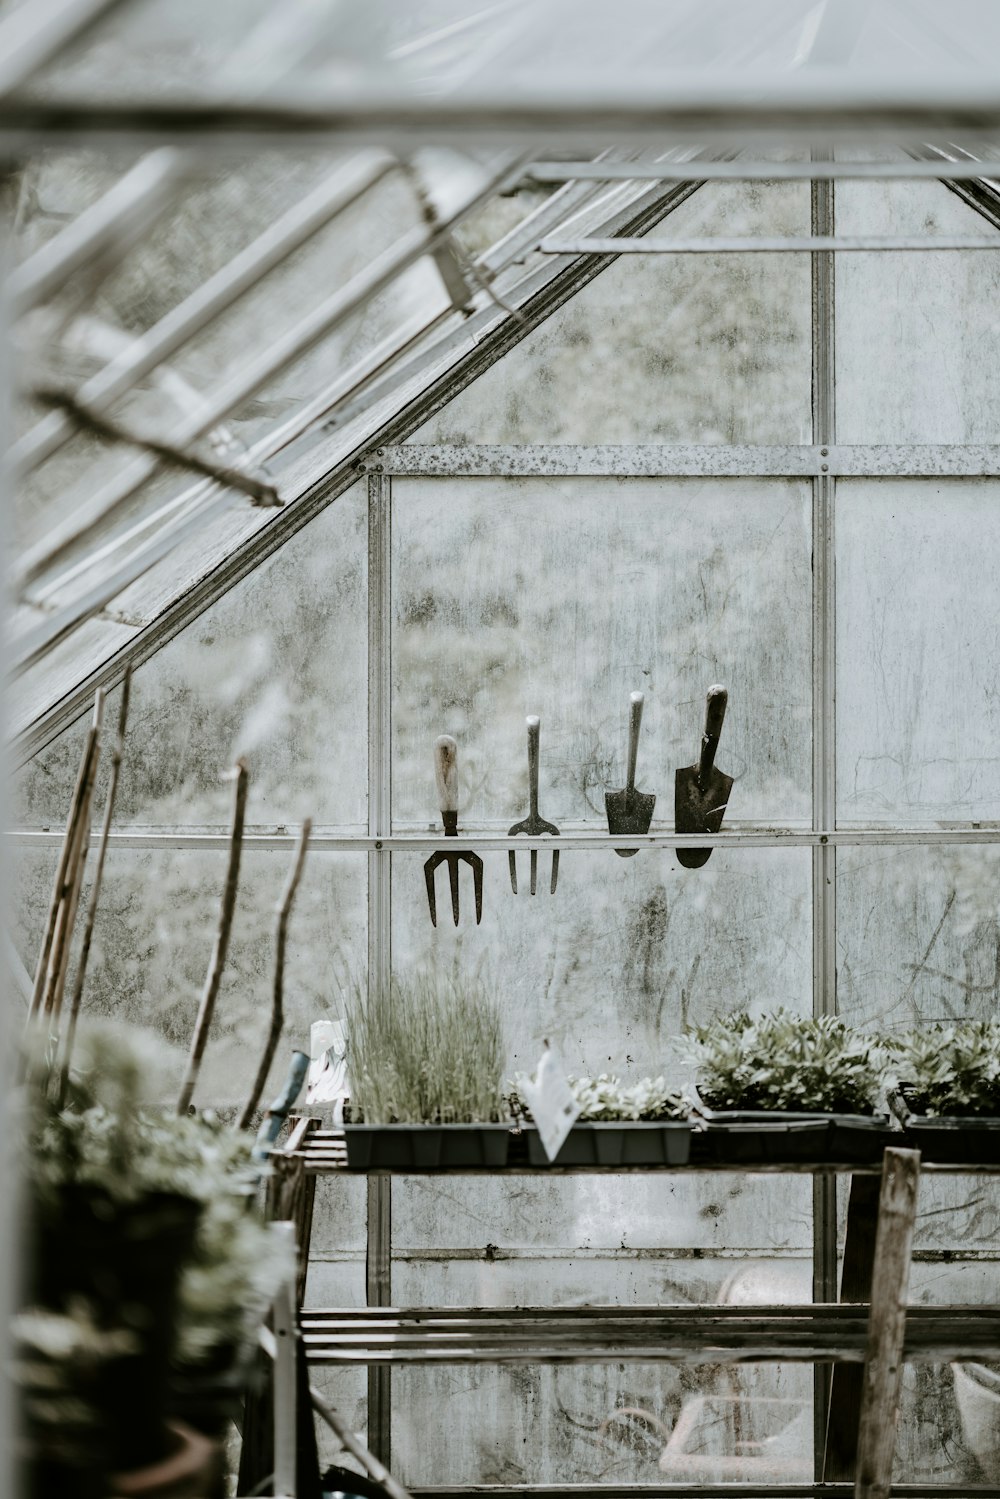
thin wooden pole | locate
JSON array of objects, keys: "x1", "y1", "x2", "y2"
[
  {"x1": 39, "y1": 690, "x2": 105, "y2": 1023},
  {"x1": 237, "y1": 817, "x2": 311, "y2": 1131},
  {"x1": 853, "y1": 1147, "x2": 921, "y2": 1499},
  {"x1": 58, "y1": 668, "x2": 132, "y2": 1103},
  {"x1": 176, "y1": 758, "x2": 248, "y2": 1115},
  {"x1": 27, "y1": 692, "x2": 103, "y2": 1022}
]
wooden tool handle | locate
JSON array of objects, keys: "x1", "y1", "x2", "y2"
[
  {"x1": 433, "y1": 734, "x2": 459, "y2": 812},
  {"x1": 526, "y1": 716, "x2": 540, "y2": 817},
  {"x1": 626, "y1": 691, "x2": 644, "y2": 792},
  {"x1": 699, "y1": 684, "x2": 728, "y2": 779}
]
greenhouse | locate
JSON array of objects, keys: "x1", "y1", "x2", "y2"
[{"x1": 6, "y1": 2, "x2": 1000, "y2": 1495}]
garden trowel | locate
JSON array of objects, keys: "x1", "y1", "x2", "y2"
[
  {"x1": 605, "y1": 691, "x2": 656, "y2": 858},
  {"x1": 674, "y1": 685, "x2": 734, "y2": 869}
]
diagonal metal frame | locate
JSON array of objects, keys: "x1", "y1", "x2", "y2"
[{"x1": 11, "y1": 167, "x2": 714, "y2": 763}]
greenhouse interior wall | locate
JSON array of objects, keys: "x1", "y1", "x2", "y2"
[{"x1": 11, "y1": 156, "x2": 1000, "y2": 1490}]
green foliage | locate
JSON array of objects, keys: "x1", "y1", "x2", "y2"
[
  {"x1": 24, "y1": 1022, "x2": 293, "y2": 1367},
  {"x1": 889, "y1": 1020, "x2": 1000, "y2": 1117},
  {"x1": 511, "y1": 1071, "x2": 688, "y2": 1122},
  {"x1": 683, "y1": 1009, "x2": 885, "y2": 1114},
  {"x1": 344, "y1": 975, "x2": 506, "y2": 1124}
]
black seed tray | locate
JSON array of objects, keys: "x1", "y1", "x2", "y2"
[
  {"x1": 525, "y1": 1122, "x2": 692, "y2": 1167},
  {"x1": 342, "y1": 1125, "x2": 512, "y2": 1170}
]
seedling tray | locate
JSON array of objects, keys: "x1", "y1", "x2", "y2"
[
  {"x1": 342, "y1": 1124, "x2": 511, "y2": 1170},
  {"x1": 890, "y1": 1087, "x2": 1000, "y2": 1164},
  {"x1": 525, "y1": 1121, "x2": 692, "y2": 1167},
  {"x1": 692, "y1": 1096, "x2": 892, "y2": 1166}
]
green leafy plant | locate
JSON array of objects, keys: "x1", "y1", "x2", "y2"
[
  {"x1": 511, "y1": 1071, "x2": 688, "y2": 1122},
  {"x1": 344, "y1": 975, "x2": 506, "y2": 1124},
  {"x1": 23, "y1": 1021, "x2": 293, "y2": 1370},
  {"x1": 682, "y1": 1010, "x2": 885, "y2": 1114},
  {"x1": 889, "y1": 1020, "x2": 1000, "y2": 1117}
]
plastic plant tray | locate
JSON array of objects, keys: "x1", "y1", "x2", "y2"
[
  {"x1": 342, "y1": 1124, "x2": 512, "y2": 1170},
  {"x1": 692, "y1": 1095, "x2": 893, "y2": 1166},
  {"x1": 891, "y1": 1087, "x2": 1000, "y2": 1165},
  {"x1": 525, "y1": 1121, "x2": 692, "y2": 1167}
]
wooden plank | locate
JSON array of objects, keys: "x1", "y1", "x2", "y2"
[
  {"x1": 825, "y1": 1173, "x2": 884, "y2": 1480},
  {"x1": 854, "y1": 1148, "x2": 921, "y2": 1499}
]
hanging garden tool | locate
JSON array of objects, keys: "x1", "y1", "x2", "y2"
[
  {"x1": 509, "y1": 715, "x2": 561, "y2": 895},
  {"x1": 674, "y1": 684, "x2": 734, "y2": 869},
  {"x1": 605, "y1": 691, "x2": 656, "y2": 857},
  {"x1": 423, "y1": 734, "x2": 483, "y2": 927}
]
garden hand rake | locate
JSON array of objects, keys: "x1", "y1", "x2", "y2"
[
  {"x1": 423, "y1": 735, "x2": 483, "y2": 927},
  {"x1": 508, "y1": 715, "x2": 560, "y2": 895}
]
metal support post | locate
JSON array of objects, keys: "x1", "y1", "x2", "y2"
[
  {"x1": 811, "y1": 162, "x2": 839, "y2": 1475},
  {"x1": 367, "y1": 470, "x2": 393, "y2": 1465}
]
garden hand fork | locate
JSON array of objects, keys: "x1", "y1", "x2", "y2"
[
  {"x1": 508, "y1": 715, "x2": 560, "y2": 895},
  {"x1": 423, "y1": 735, "x2": 483, "y2": 927}
]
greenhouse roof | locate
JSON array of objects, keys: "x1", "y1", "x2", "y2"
[{"x1": 4, "y1": 0, "x2": 1000, "y2": 763}]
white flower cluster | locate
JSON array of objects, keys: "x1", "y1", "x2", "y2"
[{"x1": 569, "y1": 1073, "x2": 688, "y2": 1122}]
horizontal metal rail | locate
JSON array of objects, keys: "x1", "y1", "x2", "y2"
[
  {"x1": 299, "y1": 1303, "x2": 1000, "y2": 1365},
  {"x1": 375, "y1": 443, "x2": 1000, "y2": 477},
  {"x1": 408, "y1": 1486, "x2": 1000, "y2": 1499},
  {"x1": 10, "y1": 826, "x2": 1000, "y2": 851},
  {"x1": 528, "y1": 158, "x2": 1000, "y2": 183},
  {"x1": 4, "y1": 77, "x2": 1000, "y2": 148},
  {"x1": 539, "y1": 234, "x2": 1000, "y2": 255}
]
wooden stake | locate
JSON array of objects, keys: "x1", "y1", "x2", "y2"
[
  {"x1": 27, "y1": 695, "x2": 103, "y2": 1022},
  {"x1": 58, "y1": 668, "x2": 132, "y2": 1104},
  {"x1": 237, "y1": 817, "x2": 311, "y2": 1131},
  {"x1": 176, "y1": 759, "x2": 249, "y2": 1115},
  {"x1": 853, "y1": 1146, "x2": 921, "y2": 1499},
  {"x1": 38, "y1": 690, "x2": 105, "y2": 1024}
]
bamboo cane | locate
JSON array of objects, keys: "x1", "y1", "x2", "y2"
[
  {"x1": 27, "y1": 694, "x2": 103, "y2": 1022},
  {"x1": 176, "y1": 758, "x2": 248, "y2": 1115},
  {"x1": 38, "y1": 690, "x2": 105, "y2": 1023},
  {"x1": 58, "y1": 668, "x2": 132, "y2": 1105},
  {"x1": 237, "y1": 817, "x2": 311, "y2": 1131}
]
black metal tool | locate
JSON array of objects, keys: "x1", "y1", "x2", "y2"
[
  {"x1": 508, "y1": 715, "x2": 560, "y2": 895},
  {"x1": 423, "y1": 735, "x2": 483, "y2": 927},
  {"x1": 605, "y1": 691, "x2": 656, "y2": 858},
  {"x1": 674, "y1": 684, "x2": 734, "y2": 869}
]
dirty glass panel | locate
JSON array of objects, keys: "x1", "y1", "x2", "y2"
[
  {"x1": 15, "y1": 482, "x2": 367, "y2": 830},
  {"x1": 410, "y1": 180, "x2": 812, "y2": 444},
  {"x1": 388, "y1": 843, "x2": 812, "y2": 1481},
  {"x1": 837, "y1": 480, "x2": 1000, "y2": 825},
  {"x1": 9, "y1": 844, "x2": 367, "y2": 1110},
  {"x1": 836, "y1": 178, "x2": 1000, "y2": 443},
  {"x1": 393, "y1": 477, "x2": 812, "y2": 829},
  {"x1": 393, "y1": 1357, "x2": 812, "y2": 1487}
]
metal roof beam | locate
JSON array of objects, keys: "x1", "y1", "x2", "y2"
[{"x1": 11, "y1": 170, "x2": 711, "y2": 762}]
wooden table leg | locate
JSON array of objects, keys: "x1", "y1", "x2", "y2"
[
  {"x1": 853, "y1": 1147, "x2": 921, "y2": 1499},
  {"x1": 824, "y1": 1171, "x2": 883, "y2": 1480},
  {"x1": 237, "y1": 1120, "x2": 318, "y2": 1493}
]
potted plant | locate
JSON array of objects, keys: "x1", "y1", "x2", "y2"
[
  {"x1": 512, "y1": 1072, "x2": 692, "y2": 1166},
  {"x1": 19, "y1": 1022, "x2": 294, "y2": 1493},
  {"x1": 682, "y1": 1010, "x2": 892, "y2": 1164},
  {"x1": 342, "y1": 976, "x2": 512, "y2": 1167},
  {"x1": 887, "y1": 1020, "x2": 1000, "y2": 1163}
]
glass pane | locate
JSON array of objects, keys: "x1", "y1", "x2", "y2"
[
  {"x1": 838, "y1": 843, "x2": 1000, "y2": 1029},
  {"x1": 9, "y1": 844, "x2": 367, "y2": 1110},
  {"x1": 836, "y1": 177, "x2": 1000, "y2": 443},
  {"x1": 15, "y1": 481, "x2": 367, "y2": 829},
  {"x1": 837, "y1": 480, "x2": 1000, "y2": 825},
  {"x1": 387, "y1": 837, "x2": 812, "y2": 1483},
  {"x1": 410, "y1": 180, "x2": 812, "y2": 444},
  {"x1": 393, "y1": 477, "x2": 812, "y2": 829}
]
